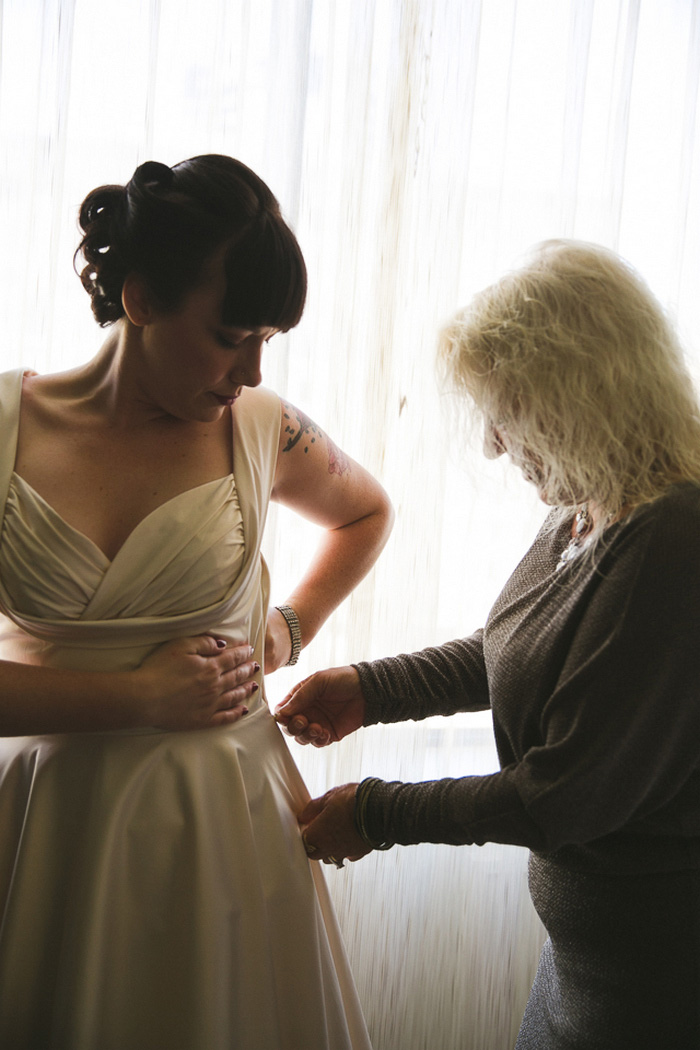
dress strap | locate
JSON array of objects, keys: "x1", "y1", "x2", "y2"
[
  {"x1": 0, "y1": 369, "x2": 25, "y2": 530},
  {"x1": 231, "y1": 386, "x2": 281, "y2": 558}
]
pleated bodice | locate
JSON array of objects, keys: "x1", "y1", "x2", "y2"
[
  {"x1": 1, "y1": 471, "x2": 245, "y2": 621},
  {"x1": 0, "y1": 368, "x2": 280, "y2": 675}
]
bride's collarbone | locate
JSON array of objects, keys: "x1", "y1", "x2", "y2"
[
  {"x1": 18, "y1": 403, "x2": 233, "y2": 484},
  {"x1": 14, "y1": 415, "x2": 234, "y2": 560}
]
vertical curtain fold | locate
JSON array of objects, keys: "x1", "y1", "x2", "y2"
[
  {"x1": 560, "y1": 0, "x2": 594, "y2": 234},
  {"x1": 674, "y1": 0, "x2": 700, "y2": 302},
  {"x1": 141, "y1": 0, "x2": 161, "y2": 161},
  {"x1": 604, "y1": 0, "x2": 641, "y2": 245}
]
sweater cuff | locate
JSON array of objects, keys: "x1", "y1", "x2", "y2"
[{"x1": 353, "y1": 661, "x2": 384, "y2": 726}]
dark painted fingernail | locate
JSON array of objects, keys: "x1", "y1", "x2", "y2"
[
  {"x1": 216, "y1": 638, "x2": 226, "y2": 649},
  {"x1": 241, "y1": 706, "x2": 249, "y2": 715},
  {"x1": 253, "y1": 662, "x2": 261, "y2": 673},
  {"x1": 251, "y1": 682, "x2": 259, "y2": 692}
]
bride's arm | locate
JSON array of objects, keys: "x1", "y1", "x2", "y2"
[
  {"x1": 0, "y1": 636, "x2": 259, "y2": 735},
  {"x1": 266, "y1": 400, "x2": 393, "y2": 671}
]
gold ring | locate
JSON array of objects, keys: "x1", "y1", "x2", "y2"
[
  {"x1": 303, "y1": 837, "x2": 318, "y2": 856},
  {"x1": 327, "y1": 855, "x2": 345, "y2": 869}
]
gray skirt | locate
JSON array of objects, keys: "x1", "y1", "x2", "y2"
[{"x1": 515, "y1": 853, "x2": 700, "y2": 1050}]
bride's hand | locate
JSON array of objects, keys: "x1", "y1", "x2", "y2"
[{"x1": 136, "y1": 636, "x2": 260, "y2": 730}]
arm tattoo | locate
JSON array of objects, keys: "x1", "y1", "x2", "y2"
[
  {"x1": 281, "y1": 403, "x2": 351, "y2": 476},
  {"x1": 327, "y1": 436, "x2": 351, "y2": 476},
  {"x1": 281, "y1": 404, "x2": 319, "y2": 452}
]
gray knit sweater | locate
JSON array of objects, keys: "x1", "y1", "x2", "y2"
[{"x1": 355, "y1": 483, "x2": 700, "y2": 872}]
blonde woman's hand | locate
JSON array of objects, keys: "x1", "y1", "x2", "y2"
[
  {"x1": 299, "y1": 783, "x2": 371, "y2": 864},
  {"x1": 137, "y1": 636, "x2": 260, "y2": 730},
  {"x1": 274, "y1": 665, "x2": 365, "y2": 746}
]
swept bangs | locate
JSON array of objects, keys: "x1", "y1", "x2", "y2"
[{"x1": 222, "y1": 211, "x2": 307, "y2": 332}]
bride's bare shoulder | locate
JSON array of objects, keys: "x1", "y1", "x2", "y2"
[
  {"x1": 20, "y1": 368, "x2": 92, "y2": 429},
  {"x1": 22, "y1": 367, "x2": 84, "y2": 393},
  {"x1": 21, "y1": 363, "x2": 96, "y2": 398}
]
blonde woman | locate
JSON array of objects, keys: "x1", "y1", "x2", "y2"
[{"x1": 277, "y1": 241, "x2": 700, "y2": 1049}]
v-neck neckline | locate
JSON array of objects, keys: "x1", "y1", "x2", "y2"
[
  {"x1": 10, "y1": 471, "x2": 235, "y2": 566},
  {"x1": 14, "y1": 370, "x2": 237, "y2": 564}
]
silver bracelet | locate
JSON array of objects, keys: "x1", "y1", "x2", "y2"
[
  {"x1": 354, "y1": 777, "x2": 394, "y2": 850},
  {"x1": 275, "y1": 604, "x2": 302, "y2": 666}
]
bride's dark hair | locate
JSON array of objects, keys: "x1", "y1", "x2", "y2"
[{"x1": 75, "y1": 154, "x2": 307, "y2": 331}]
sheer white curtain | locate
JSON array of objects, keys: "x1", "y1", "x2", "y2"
[{"x1": 1, "y1": 2, "x2": 699, "y2": 1047}]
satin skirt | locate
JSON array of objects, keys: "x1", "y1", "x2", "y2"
[{"x1": 0, "y1": 705, "x2": 371, "y2": 1050}]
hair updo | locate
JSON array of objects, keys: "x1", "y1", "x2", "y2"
[{"x1": 75, "y1": 155, "x2": 307, "y2": 330}]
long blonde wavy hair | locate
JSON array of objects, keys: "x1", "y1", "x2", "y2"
[{"x1": 438, "y1": 240, "x2": 700, "y2": 535}]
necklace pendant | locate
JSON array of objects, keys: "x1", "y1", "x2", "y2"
[
  {"x1": 556, "y1": 505, "x2": 590, "y2": 572},
  {"x1": 573, "y1": 504, "x2": 591, "y2": 538},
  {"x1": 556, "y1": 541, "x2": 578, "y2": 571}
]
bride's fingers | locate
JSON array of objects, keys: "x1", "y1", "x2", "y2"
[
  {"x1": 219, "y1": 641, "x2": 258, "y2": 666},
  {"x1": 209, "y1": 702, "x2": 251, "y2": 727},
  {"x1": 214, "y1": 638, "x2": 257, "y2": 663},
  {"x1": 212, "y1": 673, "x2": 260, "y2": 715},
  {"x1": 217, "y1": 657, "x2": 260, "y2": 685},
  {"x1": 195, "y1": 638, "x2": 258, "y2": 668},
  {"x1": 185, "y1": 635, "x2": 238, "y2": 657},
  {"x1": 219, "y1": 685, "x2": 259, "y2": 711},
  {"x1": 218, "y1": 672, "x2": 260, "y2": 707}
]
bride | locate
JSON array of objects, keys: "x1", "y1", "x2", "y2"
[{"x1": 0, "y1": 154, "x2": 392, "y2": 1050}]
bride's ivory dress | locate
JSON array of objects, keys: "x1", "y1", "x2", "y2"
[{"x1": 0, "y1": 369, "x2": 371, "y2": 1050}]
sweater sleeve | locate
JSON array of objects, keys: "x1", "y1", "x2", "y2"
[
  {"x1": 359, "y1": 490, "x2": 700, "y2": 853},
  {"x1": 354, "y1": 632, "x2": 490, "y2": 726}
]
